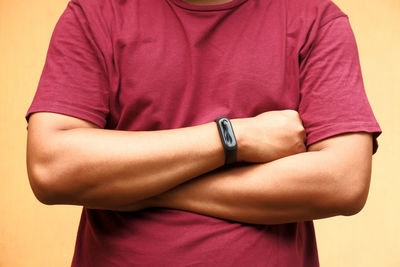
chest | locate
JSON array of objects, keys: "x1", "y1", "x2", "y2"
[{"x1": 107, "y1": 5, "x2": 300, "y2": 130}]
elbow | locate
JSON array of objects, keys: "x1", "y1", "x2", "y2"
[
  {"x1": 314, "y1": 171, "x2": 371, "y2": 217},
  {"x1": 334, "y1": 174, "x2": 371, "y2": 216},
  {"x1": 339, "y1": 189, "x2": 369, "y2": 216},
  {"x1": 27, "y1": 160, "x2": 67, "y2": 205},
  {"x1": 337, "y1": 194, "x2": 367, "y2": 216}
]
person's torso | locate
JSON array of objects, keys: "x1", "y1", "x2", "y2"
[{"x1": 71, "y1": 0, "x2": 342, "y2": 265}]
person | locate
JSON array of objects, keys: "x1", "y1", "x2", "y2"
[{"x1": 26, "y1": 0, "x2": 381, "y2": 266}]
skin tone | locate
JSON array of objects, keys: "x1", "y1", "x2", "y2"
[
  {"x1": 146, "y1": 132, "x2": 372, "y2": 224},
  {"x1": 27, "y1": 110, "x2": 305, "y2": 206},
  {"x1": 27, "y1": 110, "x2": 373, "y2": 224}
]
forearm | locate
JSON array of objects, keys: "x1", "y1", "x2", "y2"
[
  {"x1": 27, "y1": 114, "x2": 224, "y2": 209},
  {"x1": 27, "y1": 110, "x2": 308, "y2": 210},
  {"x1": 145, "y1": 134, "x2": 372, "y2": 224}
]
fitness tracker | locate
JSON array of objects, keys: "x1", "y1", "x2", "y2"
[{"x1": 215, "y1": 117, "x2": 237, "y2": 165}]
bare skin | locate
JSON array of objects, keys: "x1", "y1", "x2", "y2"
[
  {"x1": 27, "y1": 110, "x2": 373, "y2": 224},
  {"x1": 27, "y1": 110, "x2": 305, "y2": 207},
  {"x1": 143, "y1": 132, "x2": 373, "y2": 224}
]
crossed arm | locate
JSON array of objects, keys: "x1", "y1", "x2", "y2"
[
  {"x1": 143, "y1": 133, "x2": 372, "y2": 224},
  {"x1": 26, "y1": 111, "x2": 373, "y2": 225}
]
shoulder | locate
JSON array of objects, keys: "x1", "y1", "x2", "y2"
[
  {"x1": 285, "y1": 0, "x2": 347, "y2": 27},
  {"x1": 282, "y1": 0, "x2": 349, "y2": 54},
  {"x1": 67, "y1": 0, "x2": 162, "y2": 27},
  {"x1": 68, "y1": 0, "x2": 115, "y2": 17},
  {"x1": 64, "y1": 0, "x2": 119, "y2": 39},
  {"x1": 69, "y1": 0, "x2": 152, "y2": 14}
]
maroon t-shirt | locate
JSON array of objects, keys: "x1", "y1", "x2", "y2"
[{"x1": 27, "y1": 0, "x2": 381, "y2": 266}]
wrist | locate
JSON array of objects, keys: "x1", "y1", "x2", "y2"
[
  {"x1": 215, "y1": 117, "x2": 238, "y2": 165},
  {"x1": 230, "y1": 118, "x2": 247, "y2": 162}
]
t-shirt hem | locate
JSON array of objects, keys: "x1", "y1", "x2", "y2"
[
  {"x1": 306, "y1": 122, "x2": 382, "y2": 154},
  {"x1": 26, "y1": 103, "x2": 107, "y2": 129}
]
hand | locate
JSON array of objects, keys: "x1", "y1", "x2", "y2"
[{"x1": 231, "y1": 110, "x2": 306, "y2": 163}]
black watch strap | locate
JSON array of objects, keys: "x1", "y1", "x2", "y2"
[{"x1": 215, "y1": 117, "x2": 237, "y2": 165}]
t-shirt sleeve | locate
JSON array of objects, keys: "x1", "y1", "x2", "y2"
[
  {"x1": 298, "y1": 15, "x2": 381, "y2": 153},
  {"x1": 26, "y1": 0, "x2": 109, "y2": 128}
]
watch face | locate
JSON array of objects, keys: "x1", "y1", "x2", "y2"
[
  {"x1": 216, "y1": 117, "x2": 238, "y2": 164},
  {"x1": 218, "y1": 118, "x2": 237, "y2": 149}
]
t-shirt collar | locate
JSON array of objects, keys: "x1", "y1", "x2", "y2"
[{"x1": 167, "y1": 0, "x2": 249, "y2": 11}]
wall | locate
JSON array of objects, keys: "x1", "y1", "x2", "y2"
[
  {"x1": 0, "y1": 0, "x2": 398, "y2": 266},
  {"x1": 316, "y1": 1, "x2": 400, "y2": 266}
]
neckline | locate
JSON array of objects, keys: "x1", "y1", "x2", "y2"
[{"x1": 168, "y1": 0, "x2": 249, "y2": 11}]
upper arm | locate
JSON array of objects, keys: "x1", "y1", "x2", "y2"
[
  {"x1": 27, "y1": 111, "x2": 99, "y2": 163},
  {"x1": 27, "y1": 112, "x2": 100, "y2": 201},
  {"x1": 297, "y1": 15, "x2": 381, "y2": 153},
  {"x1": 308, "y1": 132, "x2": 373, "y2": 215},
  {"x1": 28, "y1": 112, "x2": 99, "y2": 133},
  {"x1": 308, "y1": 131, "x2": 373, "y2": 154}
]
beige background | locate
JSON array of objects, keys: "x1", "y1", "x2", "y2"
[{"x1": 0, "y1": 0, "x2": 399, "y2": 266}]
